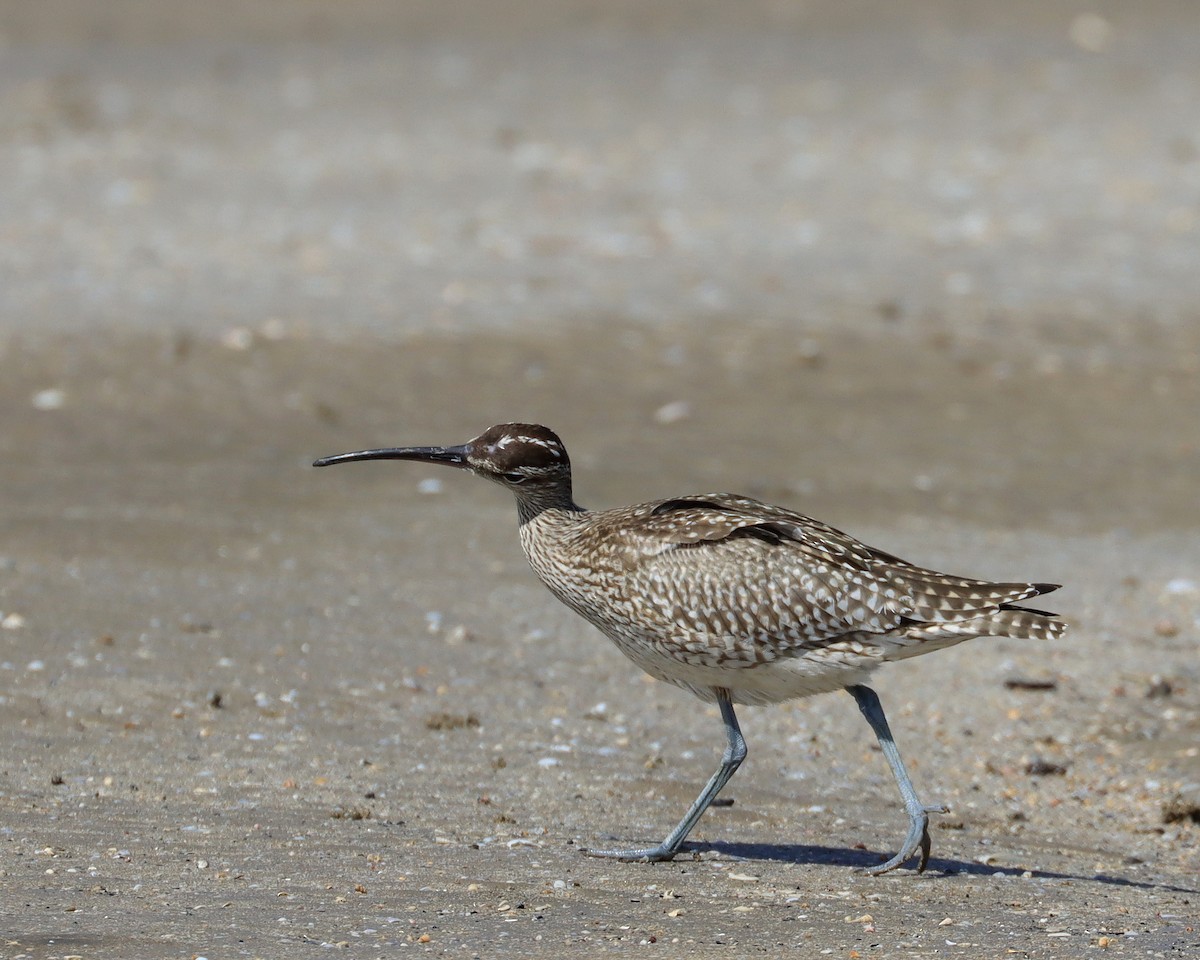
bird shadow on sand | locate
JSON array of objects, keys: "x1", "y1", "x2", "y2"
[{"x1": 677, "y1": 840, "x2": 1200, "y2": 895}]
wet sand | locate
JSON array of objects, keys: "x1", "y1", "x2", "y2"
[{"x1": 2, "y1": 2, "x2": 1199, "y2": 957}]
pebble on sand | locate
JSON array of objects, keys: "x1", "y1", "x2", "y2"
[{"x1": 32, "y1": 388, "x2": 65, "y2": 410}]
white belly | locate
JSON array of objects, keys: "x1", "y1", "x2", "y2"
[{"x1": 604, "y1": 625, "x2": 883, "y2": 706}]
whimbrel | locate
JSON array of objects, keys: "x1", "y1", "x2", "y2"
[{"x1": 315, "y1": 423, "x2": 1064, "y2": 873}]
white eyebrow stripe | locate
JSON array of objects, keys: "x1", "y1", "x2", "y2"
[{"x1": 512, "y1": 436, "x2": 562, "y2": 456}]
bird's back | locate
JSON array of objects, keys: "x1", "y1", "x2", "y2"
[{"x1": 519, "y1": 493, "x2": 1064, "y2": 704}]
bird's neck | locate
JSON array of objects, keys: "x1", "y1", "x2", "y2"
[{"x1": 515, "y1": 486, "x2": 584, "y2": 526}]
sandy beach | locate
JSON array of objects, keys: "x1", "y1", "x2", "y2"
[{"x1": 1, "y1": 2, "x2": 1197, "y2": 956}]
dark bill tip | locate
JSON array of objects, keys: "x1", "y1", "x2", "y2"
[{"x1": 313, "y1": 444, "x2": 470, "y2": 469}]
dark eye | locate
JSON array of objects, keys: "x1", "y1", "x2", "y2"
[{"x1": 502, "y1": 472, "x2": 526, "y2": 484}]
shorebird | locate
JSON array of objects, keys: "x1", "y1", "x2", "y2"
[{"x1": 315, "y1": 422, "x2": 1065, "y2": 873}]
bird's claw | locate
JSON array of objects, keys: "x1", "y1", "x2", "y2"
[
  {"x1": 863, "y1": 802, "x2": 947, "y2": 876},
  {"x1": 582, "y1": 844, "x2": 678, "y2": 863}
]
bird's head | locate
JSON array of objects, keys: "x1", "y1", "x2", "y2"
[
  {"x1": 314, "y1": 423, "x2": 576, "y2": 516},
  {"x1": 461, "y1": 422, "x2": 571, "y2": 490}
]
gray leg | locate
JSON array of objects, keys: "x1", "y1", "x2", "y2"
[
  {"x1": 847, "y1": 684, "x2": 947, "y2": 874},
  {"x1": 586, "y1": 687, "x2": 746, "y2": 862}
]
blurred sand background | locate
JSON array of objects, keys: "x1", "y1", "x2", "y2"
[{"x1": 1, "y1": 1, "x2": 1198, "y2": 957}]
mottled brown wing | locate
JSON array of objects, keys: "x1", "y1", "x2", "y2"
[{"x1": 620, "y1": 494, "x2": 1052, "y2": 658}]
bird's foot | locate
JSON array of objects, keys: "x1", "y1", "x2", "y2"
[
  {"x1": 582, "y1": 842, "x2": 680, "y2": 863},
  {"x1": 864, "y1": 803, "x2": 948, "y2": 876}
]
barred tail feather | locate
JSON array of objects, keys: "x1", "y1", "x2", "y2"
[
  {"x1": 897, "y1": 578, "x2": 1062, "y2": 624},
  {"x1": 879, "y1": 608, "x2": 1067, "y2": 662}
]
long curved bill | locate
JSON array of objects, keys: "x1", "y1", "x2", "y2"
[{"x1": 313, "y1": 444, "x2": 470, "y2": 469}]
